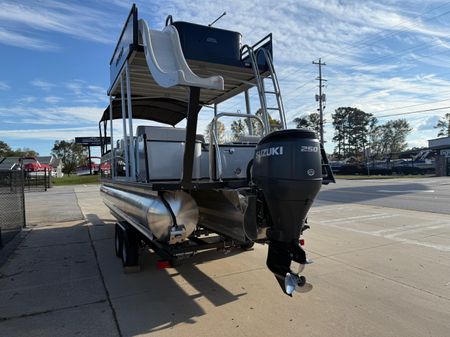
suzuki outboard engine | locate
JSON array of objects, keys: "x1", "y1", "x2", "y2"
[{"x1": 253, "y1": 129, "x2": 322, "y2": 296}]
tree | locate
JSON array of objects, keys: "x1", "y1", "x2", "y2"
[
  {"x1": 229, "y1": 109, "x2": 281, "y2": 141},
  {"x1": 204, "y1": 120, "x2": 225, "y2": 143},
  {"x1": 11, "y1": 148, "x2": 39, "y2": 157},
  {"x1": 0, "y1": 140, "x2": 12, "y2": 157},
  {"x1": 230, "y1": 119, "x2": 248, "y2": 141},
  {"x1": 0, "y1": 141, "x2": 39, "y2": 157},
  {"x1": 268, "y1": 115, "x2": 282, "y2": 131},
  {"x1": 368, "y1": 117, "x2": 383, "y2": 159},
  {"x1": 434, "y1": 113, "x2": 450, "y2": 137},
  {"x1": 51, "y1": 140, "x2": 86, "y2": 175},
  {"x1": 255, "y1": 108, "x2": 282, "y2": 132},
  {"x1": 293, "y1": 113, "x2": 322, "y2": 136},
  {"x1": 380, "y1": 119, "x2": 411, "y2": 155},
  {"x1": 332, "y1": 107, "x2": 373, "y2": 159}
]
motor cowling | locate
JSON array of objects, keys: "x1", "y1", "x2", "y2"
[{"x1": 252, "y1": 128, "x2": 322, "y2": 295}]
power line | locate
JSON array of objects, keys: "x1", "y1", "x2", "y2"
[
  {"x1": 373, "y1": 98, "x2": 450, "y2": 114},
  {"x1": 376, "y1": 106, "x2": 450, "y2": 118},
  {"x1": 280, "y1": 43, "x2": 450, "y2": 107}
]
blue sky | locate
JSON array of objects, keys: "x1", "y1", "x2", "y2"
[{"x1": 1, "y1": 0, "x2": 450, "y2": 155}]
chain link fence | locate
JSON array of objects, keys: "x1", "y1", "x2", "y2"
[{"x1": 0, "y1": 169, "x2": 26, "y2": 248}]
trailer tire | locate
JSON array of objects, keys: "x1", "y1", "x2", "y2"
[
  {"x1": 121, "y1": 227, "x2": 139, "y2": 267},
  {"x1": 114, "y1": 224, "x2": 123, "y2": 258}
]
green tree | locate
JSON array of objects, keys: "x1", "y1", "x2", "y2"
[
  {"x1": 230, "y1": 119, "x2": 248, "y2": 141},
  {"x1": 434, "y1": 113, "x2": 450, "y2": 137},
  {"x1": 51, "y1": 140, "x2": 86, "y2": 175},
  {"x1": 0, "y1": 141, "x2": 39, "y2": 157},
  {"x1": 204, "y1": 120, "x2": 225, "y2": 143},
  {"x1": 332, "y1": 107, "x2": 372, "y2": 159},
  {"x1": 268, "y1": 115, "x2": 282, "y2": 131},
  {"x1": 368, "y1": 117, "x2": 383, "y2": 159},
  {"x1": 380, "y1": 119, "x2": 411, "y2": 155},
  {"x1": 293, "y1": 112, "x2": 322, "y2": 136},
  {"x1": 11, "y1": 148, "x2": 39, "y2": 157},
  {"x1": 255, "y1": 108, "x2": 282, "y2": 132},
  {"x1": 0, "y1": 140, "x2": 12, "y2": 157}
]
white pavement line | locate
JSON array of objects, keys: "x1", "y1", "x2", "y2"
[
  {"x1": 370, "y1": 223, "x2": 430, "y2": 235},
  {"x1": 316, "y1": 219, "x2": 450, "y2": 252},
  {"x1": 385, "y1": 223, "x2": 450, "y2": 239},
  {"x1": 376, "y1": 189, "x2": 435, "y2": 193},
  {"x1": 321, "y1": 213, "x2": 393, "y2": 223},
  {"x1": 309, "y1": 206, "x2": 354, "y2": 214},
  {"x1": 315, "y1": 222, "x2": 375, "y2": 235},
  {"x1": 388, "y1": 237, "x2": 450, "y2": 252}
]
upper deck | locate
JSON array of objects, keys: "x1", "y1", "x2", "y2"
[{"x1": 108, "y1": 5, "x2": 273, "y2": 110}]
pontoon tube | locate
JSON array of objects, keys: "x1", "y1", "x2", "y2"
[{"x1": 101, "y1": 185, "x2": 198, "y2": 243}]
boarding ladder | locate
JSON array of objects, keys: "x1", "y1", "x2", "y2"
[
  {"x1": 241, "y1": 44, "x2": 287, "y2": 132},
  {"x1": 243, "y1": 43, "x2": 335, "y2": 184}
]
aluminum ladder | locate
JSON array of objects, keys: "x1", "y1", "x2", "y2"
[{"x1": 242, "y1": 45, "x2": 287, "y2": 132}]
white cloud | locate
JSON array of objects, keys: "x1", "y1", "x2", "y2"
[
  {"x1": 0, "y1": 126, "x2": 100, "y2": 140},
  {"x1": 18, "y1": 96, "x2": 37, "y2": 104},
  {"x1": 44, "y1": 96, "x2": 63, "y2": 104},
  {"x1": 416, "y1": 115, "x2": 442, "y2": 131},
  {"x1": 65, "y1": 80, "x2": 107, "y2": 104},
  {"x1": 31, "y1": 79, "x2": 55, "y2": 91},
  {"x1": 0, "y1": 81, "x2": 10, "y2": 90},
  {"x1": 0, "y1": 1, "x2": 116, "y2": 45},
  {"x1": 0, "y1": 105, "x2": 104, "y2": 124},
  {"x1": 0, "y1": 27, "x2": 56, "y2": 50}
]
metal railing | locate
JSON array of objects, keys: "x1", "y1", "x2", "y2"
[
  {"x1": 23, "y1": 169, "x2": 51, "y2": 191},
  {"x1": 208, "y1": 112, "x2": 264, "y2": 181}
]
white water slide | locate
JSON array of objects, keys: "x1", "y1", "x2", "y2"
[{"x1": 138, "y1": 19, "x2": 224, "y2": 90}]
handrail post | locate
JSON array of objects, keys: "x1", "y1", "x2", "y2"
[
  {"x1": 120, "y1": 73, "x2": 130, "y2": 178},
  {"x1": 125, "y1": 61, "x2": 136, "y2": 181}
]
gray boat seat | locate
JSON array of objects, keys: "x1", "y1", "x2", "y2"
[
  {"x1": 136, "y1": 125, "x2": 205, "y2": 143},
  {"x1": 135, "y1": 125, "x2": 207, "y2": 180}
]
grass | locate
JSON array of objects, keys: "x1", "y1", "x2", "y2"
[
  {"x1": 52, "y1": 174, "x2": 100, "y2": 186},
  {"x1": 335, "y1": 174, "x2": 435, "y2": 180}
]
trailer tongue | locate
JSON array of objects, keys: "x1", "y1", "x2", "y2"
[{"x1": 99, "y1": 4, "x2": 334, "y2": 296}]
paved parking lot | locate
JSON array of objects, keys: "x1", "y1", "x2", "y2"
[{"x1": 1, "y1": 178, "x2": 449, "y2": 337}]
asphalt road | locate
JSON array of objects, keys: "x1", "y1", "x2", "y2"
[{"x1": 317, "y1": 177, "x2": 450, "y2": 214}]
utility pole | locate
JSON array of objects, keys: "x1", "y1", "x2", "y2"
[{"x1": 313, "y1": 58, "x2": 326, "y2": 145}]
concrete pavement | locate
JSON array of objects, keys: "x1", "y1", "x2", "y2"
[{"x1": 1, "y1": 181, "x2": 450, "y2": 337}]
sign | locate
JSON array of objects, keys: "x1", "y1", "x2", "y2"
[
  {"x1": 440, "y1": 149, "x2": 450, "y2": 157},
  {"x1": 75, "y1": 137, "x2": 110, "y2": 146}
]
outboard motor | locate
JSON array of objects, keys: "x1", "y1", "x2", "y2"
[{"x1": 253, "y1": 129, "x2": 322, "y2": 296}]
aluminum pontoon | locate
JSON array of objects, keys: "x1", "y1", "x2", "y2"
[{"x1": 99, "y1": 4, "x2": 334, "y2": 296}]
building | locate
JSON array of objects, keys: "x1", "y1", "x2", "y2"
[
  {"x1": 0, "y1": 156, "x2": 63, "y2": 177},
  {"x1": 428, "y1": 137, "x2": 450, "y2": 176},
  {"x1": 0, "y1": 157, "x2": 21, "y2": 170}
]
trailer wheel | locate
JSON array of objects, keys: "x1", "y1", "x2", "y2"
[
  {"x1": 114, "y1": 224, "x2": 123, "y2": 258},
  {"x1": 121, "y1": 227, "x2": 139, "y2": 267}
]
